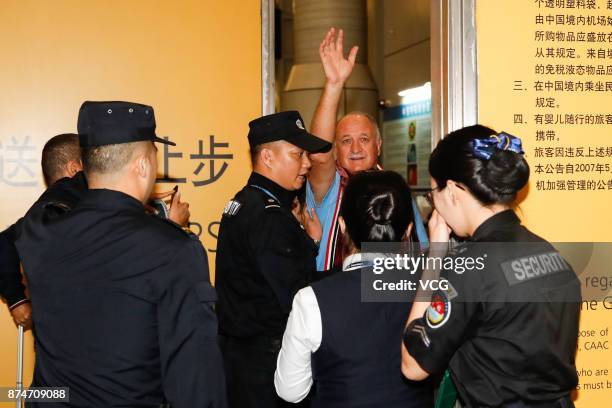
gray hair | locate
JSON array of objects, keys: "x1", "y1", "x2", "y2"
[{"x1": 339, "y1": 111, "x2": 381, "y2": 140}]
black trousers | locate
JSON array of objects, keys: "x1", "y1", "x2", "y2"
[{"x1": 219, "y1": 335, "x2": 309, "y2": 408}]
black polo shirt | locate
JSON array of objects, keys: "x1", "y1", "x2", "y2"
[
  {"x1": 404, "y1": 210, "x2": 580, "y2": 407},
  {"x1": 215, "y1": 172, "x2": 317, "y2": 339}
]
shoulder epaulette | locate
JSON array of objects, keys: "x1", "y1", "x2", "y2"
[
  {"x1": 42, "y1": 201, "x2": 71, "y2": 213},
  {"x1": 264, "y1": 197, "x2": 281, "y2": 210},
  {"x1": 222, "y1": 199, "x2": 242, "y2": 217}
]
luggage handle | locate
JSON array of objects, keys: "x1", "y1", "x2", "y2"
[{"x1": 16, "y1": 324, "x2": 24, "y2": 408}]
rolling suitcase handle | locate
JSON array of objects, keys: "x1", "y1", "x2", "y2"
[{"x1": 16, "y1": 324, "x2": 24, "y2": 408}]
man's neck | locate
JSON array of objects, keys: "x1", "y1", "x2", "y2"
[
  {"x1": 249, "y1": 170, "x2": 296, "y2": 209},
  {"x1": 337, "y1": 162, "x2": 382, "y2": 179},
  {"x1": 87, "y1": 174, "x2": 145, "y2": 204},
  {"x1": 252, "y1": 169, "x2": 287, "y2": 191}
]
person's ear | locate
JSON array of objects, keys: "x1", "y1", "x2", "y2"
[
  {"x1": 65, "y1": 160, "x2": 81, "y2": 177},
  {"x1": 446, "y1": 180, "x2": 460, "y2": 205},
  {"x1": 338, "y1": 216, "x2": 346, "y2": 235},
  {"x1": 135, "y1": 154, "x2": 149, "y2": 179},
  {"x1": 402, "y1": 222, "x2": 414, "y2": 241},
  {"x1": 261, "y1": 148, "x2": 274, "y2": 169},
  {"x1": 376, "y1": 135, "x2": 382, "y2": 156}
]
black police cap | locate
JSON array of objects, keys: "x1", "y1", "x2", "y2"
[
  {"x1": 77, "y1": 101, "x2": 175, "y2": 148},
  {"x1": 248, "y1": 111, "x2": 332, "y2": 153}
]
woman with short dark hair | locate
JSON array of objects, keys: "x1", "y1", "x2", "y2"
[{"x1": 274, "y1": 170, "x2": 434, "y2": 408}]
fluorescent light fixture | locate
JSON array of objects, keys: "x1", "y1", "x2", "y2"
[{"x1": 398, "y1": 82, "x2": 431, "y2": 103}]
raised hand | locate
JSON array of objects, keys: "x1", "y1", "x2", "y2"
[
  {"x1": 168, "y1": 190, "x2": 190, "y2": 227},
  {"x1": 319, "y1": 27, "x2": 359, "y2": 86},
  {"x1": 145, "y1": 187, "x2": 190, "y2": 227}
]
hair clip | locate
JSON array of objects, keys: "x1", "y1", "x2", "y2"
[{"x1": 471, "y1": 132, "x2": 524, "y2": 160}]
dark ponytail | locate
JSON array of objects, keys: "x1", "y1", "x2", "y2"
[
  {"x1": 367, "y1": 193, "x2": 397, "y2": 242},
  {"x1": 429, "y1": 125, "x2": 530, "y2": 205},
  {"x1": 340, "y1": 171, "x2": 414, "y2": 250}
]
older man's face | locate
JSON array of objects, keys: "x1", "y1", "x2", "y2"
[{"x1": 335, "y1": 115, "x2": 381, "y2": 175}]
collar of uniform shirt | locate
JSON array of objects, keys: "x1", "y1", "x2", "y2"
[
  {"x1": 469, "y1": 209, "x2": 520, "y2": 242},
  {"x1": 80, "y1": 189, "x2": 145, "y2": 212},
  {"x1": 342, "y1": 252, "x2": 388, "y2": 271},
  {"x1": 248, "y1": 172, "x2": 297, "y2": 209}
]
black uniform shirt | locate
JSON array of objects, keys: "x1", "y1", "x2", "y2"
[
  {"x1": 215, "y1": 172, "x2": 317, "y2": 339},
  {"x1": 0, "y1": 172, "x2": 88, "y2": 310},
  {"x1": 16, "y1": 188, "x2": 226, "y2": 408},
  {"x1": 0, "y1": 224, "x2": 25, "y2": 309},
  {"x1": 404, "y1": 210, "x2": 581, "y2": 407}
]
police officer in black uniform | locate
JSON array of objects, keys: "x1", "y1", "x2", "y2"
[
  {"x1": 1, "y1": 224, "x2": 31, "y2": 324},
  {"x1": 16, "y1": 101, "x2": 227, "y2": 408},
  {"x1": 401, "y1": 125, "x2": 580, "y2": 408},
  {"x1": 0, "y1": 172, "x2": 87, "y2": 324},
  {"x1": 1, "y1": 134, "x2": 84, "y2": 330},
  {"x1": 215, "y1": 111, "x2": 331, "y2": 408}
]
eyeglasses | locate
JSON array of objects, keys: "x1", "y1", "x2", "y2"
[
  {"x1": 423, "y1": 186, "x2": 442, "y2": 209},
  {"x1": 423, "y1": 183, "x2": 467, "y2": 209}
]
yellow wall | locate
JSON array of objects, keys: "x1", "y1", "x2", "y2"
[
  {"x1": 0, "y1": 0, "x2": 260, "y2": 401},
  {"x1": 477, "y1": 1, "x2": 612, "y2": 406}
]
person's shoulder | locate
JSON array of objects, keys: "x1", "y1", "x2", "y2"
[
  {"x1": 292, "y1": 286, "x2": 320, "y2": 317},
  {"x1": 80, "y1": 199, "x2": 197, "y2": 255},
  {"x1": 221, "y1": 185, "x2": 282, "y2": 221},
  {"x1": 136, "y1": 212, "x2": 194, "y2": 242},
  {"x1": 310, "y1": 266, "x2": 342, "y2": 284},
  {"x1": 515, "y1": 224, "x2": 548, "y2": 243},
  {"x1": 37, "y1": 172, "x2": 88, "y2": 208},
  {"x1": 438, "y1": 243, "x2": 486, "y2": 295},
  {"x1": 311, "y1": 267, "x2": 356, "y2": 293},
  {"x1": 127, "y1": 215, "x2": 207, "y2": 267}
]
